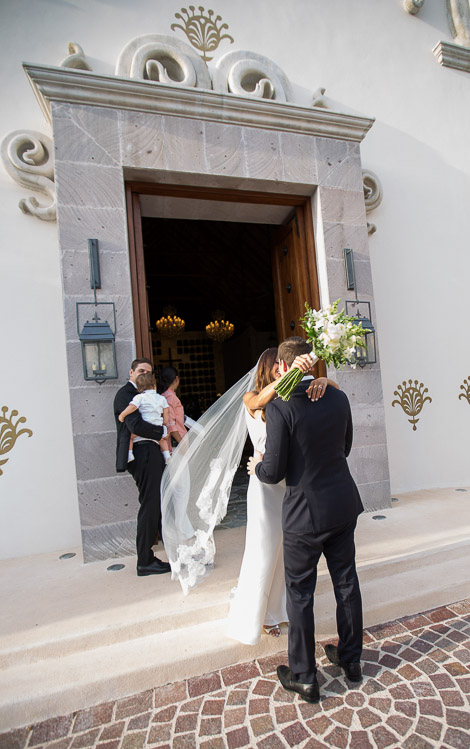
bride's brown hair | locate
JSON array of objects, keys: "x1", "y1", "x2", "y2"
[{"x1": 254, "y1": 348, "x2": 279, "y2": 420}]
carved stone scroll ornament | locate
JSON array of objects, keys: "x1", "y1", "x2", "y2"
[
  {"x1": 212, "y1": 50, "x2": 294, "y2": 102},
  {"x1": 0, "y1": 406, "x2": 33, "y2": 477},
  {"x1": 362, "y1": 169, "x2": 383, "y2": 235},
  {"x1": 403, "y1": 0, "x2": 425, "y2": 14},
  {"x1": 115, "y1": 34, "x2": 212, "y2": 90},
  {"x1": 59, "y1": 42, "x2": 92, "y2": 71},
  {"x1": 0, "y1": 131, "x2": 56, "y2": 221},
  {"x1": 447, "y1": 0, "x2": 470, "y2": 47}
]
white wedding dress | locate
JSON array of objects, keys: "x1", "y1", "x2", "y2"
[{"x1": 226, "y1": 408, "x2": 288, "y2": 645}]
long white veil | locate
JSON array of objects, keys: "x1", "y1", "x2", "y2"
[{"x1": 161, "y1": 365, "x2": 256, "y2": 594}]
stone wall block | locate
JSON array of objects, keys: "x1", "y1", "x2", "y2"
[
  {"x1": 55, "y1": 162, "x2": 125, "y2": 210},
  {"x1": 318, "y1": 186, "x2": 367, "y2": 226},
  {"x1": 320, "y1": 154, "x2": 364, "y2": 192},
  {"x1": 325, "y1": 256, "x2": 374, "y2": 302},
  {"x1": 70, "y1": 385, "x2": 117, "y2": 434},
  {"x1": 204, "y1": 121, "x2": 246, "y2": 178},
  {"x1": 52, "y1": 103, "x2": 120, "y2": 166},
  {"x1": 333, "y1": 368, "x2": 385, "y2": 406},
  {"x1": 279, "y1": 132, "x2": 318, "y2": 184},
  {"x1": 242, "y1": 127, "x2": 283, "y2": 181},
  {"x1": 315, "y1": 137, "x2": 349, "y2": 185},
  {"x1": 348, "y1": 443, "x2": 389, "y2": 486},
  {"x1": 78, "y1": 475, "x2": 138, "y2": 526},
  {"x1": 119, "y1": 111, "x2": 165, "y2": 169},
  {"x1": 82, "y1": 520, "x2": 136, "y2": 562},
  {"x1": 162, "y1": 115, "x2": 207, "y2": 173},
  {"x1": 347, "y1": 404, "x2": 388, "y2": 448},
  {"x1": 73, "y1": 431, "x2": 117, "y2": 481},
  {"x1": 57, "y1": 205, "x2": 128, "y2": 252},
  {"x1": 61, "y1": 248, "x2": 132, "y2": 297},
  {"x1": 321, "y1": 221, "x2": 370, "y2": 260},
  {"x1": 355, "y1": 480, "x2": 391, "y2": 512}
]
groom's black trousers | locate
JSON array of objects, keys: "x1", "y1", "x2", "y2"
[
  {"x1": 127, "y1": 441, "x2": 164, "y2": 567},
  {"x1": 283, "y1": 519, "x2": 363, "y2": 683}
]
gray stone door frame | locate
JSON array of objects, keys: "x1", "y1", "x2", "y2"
[{"x1": 24, "y1": 63, "x2": 391, "y2": 562}]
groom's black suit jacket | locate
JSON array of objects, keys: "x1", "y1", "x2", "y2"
[
  {"x1": 113, "y1": 382, "x2": 164, "y2": 472},
  {"x1": 255, "y1": 381, "x2": 363, "y2": 534}
]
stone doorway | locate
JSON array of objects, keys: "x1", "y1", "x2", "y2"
[{"x1": 22, "y1": 62, "x2": 390, "y2": 561}]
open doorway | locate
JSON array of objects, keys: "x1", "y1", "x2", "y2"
[{"x1": 142, "y1": 216, "x2": 278, "y2": 417}]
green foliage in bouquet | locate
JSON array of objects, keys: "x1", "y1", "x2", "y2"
[{"x1": 274, "y1": 301, "x2": 366, "y2": 401}]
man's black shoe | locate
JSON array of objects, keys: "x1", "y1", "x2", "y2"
[
  {"x1": 276, "y1": 665, "x2": 320, "y2": 703},
  {"x1": 137, "y1": 558, "x2": 171, "y2": 576},
  {"x1": 324, "y1": 644, "x2": 362, "y2": 682}
]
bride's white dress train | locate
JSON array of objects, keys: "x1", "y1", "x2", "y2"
[{"x1": 226, "y1": 409, "x2": 287, "y2": 645}]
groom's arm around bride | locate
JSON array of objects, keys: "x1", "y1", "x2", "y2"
[{"x1": 253, "y1": 336, "x2": 364, "y2": 702}]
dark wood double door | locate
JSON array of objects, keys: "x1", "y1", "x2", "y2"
[{"x1": 126, "y1": 183, "x2": 325, "y2": 379}]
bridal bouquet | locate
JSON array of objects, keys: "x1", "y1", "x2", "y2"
[{"x1": 274, "y1": 300, "x2": 366, "y2": 401}]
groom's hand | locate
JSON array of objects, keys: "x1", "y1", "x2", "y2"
[{"x1": 247, "y1": 455, "x2": 262, "y2": 475}]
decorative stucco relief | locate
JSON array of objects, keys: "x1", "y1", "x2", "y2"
[
  {"x1": 447, "y1": 0, "x2": 470, "y2": 47},
  {"x1": 0, "y1": 406, "x2": 33, "y2": 477},
  {"x1": 362, "y1": 169, "x2": 383, "y2": 235},
  {"x1": 392, "y1": 380, "x2": 432, "y2": 431},
  {"x1": 403, "y1": 0, "x2": 425, "y2": 14},
  {"x1": 60, "y1": 42, "x2": 92, "y2": 71},
  {"x1": 212, "y1": 50, "x2": 294, "y2": 102},
  {"x1": 458, "y1": 376, "x2": 470, "y2": 404},
  {"x1": 0, "y1": 130, "x2": 56, "y2": 221},
  {"x1": 171, "y1": 5, "x2": 234, "y2": 62},
  {"x1": 433, "y1": 0, "x2": 470, "y2": 72},
  {"x1": 115, "y1": 34, "x2": 211, "y2": 89}
]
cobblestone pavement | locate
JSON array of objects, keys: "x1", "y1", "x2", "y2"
[{"x1": 2, "y1": 600, "x2": 470, "y2": 749}]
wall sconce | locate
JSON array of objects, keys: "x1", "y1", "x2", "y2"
[
  {"x1": 76, "y1": 239, "x2": 118, "y2": 385},
  {"x1": 343, "y1": 248, "x2": 377, "y2": 368}
]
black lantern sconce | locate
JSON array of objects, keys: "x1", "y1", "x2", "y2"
[
  {"x1": 76, "y1": 239, "x2": 118, "y2": 385},
  {"x1": 343, "y1": 248, "x2": 377, "y2": 368}
]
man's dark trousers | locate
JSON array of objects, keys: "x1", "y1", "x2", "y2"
[
  {"x1": 114, "y1": 381, "x2": 164, "y2": 568},
  {"x1": 284, "y1": 519, "x2": 363, "y2": 682},
  {"x1": 128, "y1": 441, "x2": 165, "y2": 567}
]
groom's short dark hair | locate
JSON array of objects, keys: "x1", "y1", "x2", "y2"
[{"x1": 278, "y1": 336, "x2": 312, "y2": 367}]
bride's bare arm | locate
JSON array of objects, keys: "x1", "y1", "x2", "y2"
[{"x1": 243, "y1": 355, "x2": 313, "y2": 416}]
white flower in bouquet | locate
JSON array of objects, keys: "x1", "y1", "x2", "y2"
[{"x1": 274, "y1": 300, "x2": 366, "y2": 401}]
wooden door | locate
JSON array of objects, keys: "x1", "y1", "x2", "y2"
[
  {"x1": 125, "y1": 186, "x2": 153, "y2": 361},
  {"x1": 271, "y1": 204, "x2": 326, "y2": 376}
]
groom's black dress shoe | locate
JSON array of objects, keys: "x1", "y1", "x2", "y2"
[
  {"x1": 277, "y1": 665, "x2": 320, "y2": 703},
  {"x1": 137, "y1": 558, "x2": 171, "y2": 576},
  {"x1": 324, "y1": 644, "x2": 362, "y2": 682}
]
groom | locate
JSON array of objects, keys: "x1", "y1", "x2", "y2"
[{"x1": 249, "y1": 336, "x2": 364, "y2": 703}]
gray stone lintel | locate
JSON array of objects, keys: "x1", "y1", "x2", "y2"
[
  {"x1": 433, "y1": 41, "x2": 470, "y2": 73},
  {"x1": 23, "y1": 63, "x2": 375, "y2": 143}
]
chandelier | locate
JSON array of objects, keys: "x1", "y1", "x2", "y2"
[
  {"x1": 155, "y1": 306, "x2": 185, "y2": 338},
  {"x1": 206, "y1": 310, "x2": 234, "y2": 343}
]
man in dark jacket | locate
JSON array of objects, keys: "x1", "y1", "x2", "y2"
[
  {"x1": 114, "y1": 358, "x2": 170, "y2": 576},
  {"x1": 250, "y1": 337, "x2": 363, "y2": 703}
]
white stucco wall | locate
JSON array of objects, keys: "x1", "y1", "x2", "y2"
[{"x1": 1, "y1": 0, "x2": 469, "y2": 559}]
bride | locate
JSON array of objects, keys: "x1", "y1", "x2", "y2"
[
  {"x1": 160, "y1": 347, "x2": 336, "y2": 632},
  {"x1": 226, "y1": 348, "x2": 336, "y2": 644}
]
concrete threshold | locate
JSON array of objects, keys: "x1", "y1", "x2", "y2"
[{"x1": 0, "y1": 486, "x2": 469, "y2": 731}]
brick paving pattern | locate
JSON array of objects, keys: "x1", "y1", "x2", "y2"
[{"x1": 1, "y1": 600, "x2": 469, "y2": 749}]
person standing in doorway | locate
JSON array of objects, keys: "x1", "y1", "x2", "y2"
[
  {"x1": 114, "y1": 358, "x2": 171, "y2": 576},
  {"x1": 158, "y1": 367, "x2": 187, "y2": 452}
]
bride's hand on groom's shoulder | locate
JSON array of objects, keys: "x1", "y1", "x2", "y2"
[
  {"x1": 247, "y1": 455, "x2": 262, "y2": 475},
  {"x1": 306, "y1": 378, "x2": 328, "y2": 402}
]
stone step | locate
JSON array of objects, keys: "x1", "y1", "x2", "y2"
[{"x1": 0, "y1": 487, "x2": 469, "y2": 732}]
